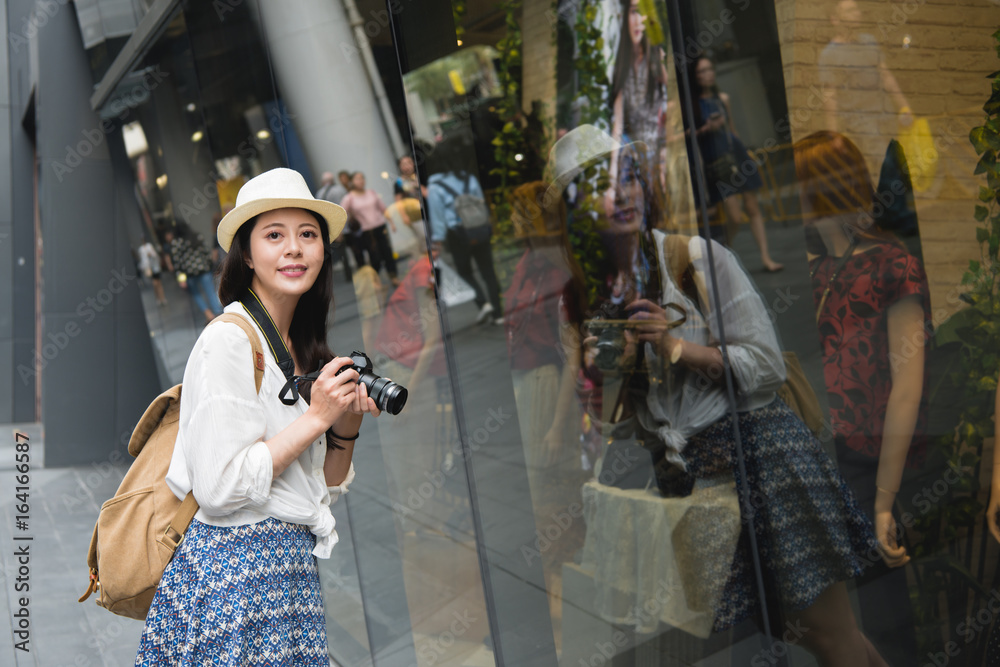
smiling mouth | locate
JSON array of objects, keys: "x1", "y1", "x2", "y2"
[
  {"x1": 613, "y1": 207, "x2": 637, "y2": 222},
  {"x1": 279, "y1": 265, "x2": 307, "y2": 274}
]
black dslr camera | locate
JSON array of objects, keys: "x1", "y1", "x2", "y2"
[
  {"x1": 337, "y1": 351, "x2": 408, "y2": 415},
  {"x1": 587, "y1": 301, "x2": 633, "y2": 373}
]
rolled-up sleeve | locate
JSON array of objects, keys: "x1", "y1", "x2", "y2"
[
  {"x1": 181, "y1": 323, "x2": 274, "y2": 516},
  {"x1": 327, "y1": 463, "x2": 356, "y2": 505},
  {"x1": 696, "y1": 239, "x2": 786, "y2": 396}
]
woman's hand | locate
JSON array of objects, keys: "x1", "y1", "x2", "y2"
[
  {"x1": 874, "y1": 509, "x2": 909, "y2": 568},
  {"x1": 626, "y1": 299, "x2": 681, "y2": 362},
  {"x1": 308, "y1": 357, "x2": 379, "y2": 429},
  {"x1": 347, "y1": 377, "x2": 382, "y2": 418}
]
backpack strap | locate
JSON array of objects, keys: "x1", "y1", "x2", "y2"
[
  {"x1": 436, "y1": 179, "x2": 459, "y2": 199},
  {"x1": 213, "y1": 312, "x2": 266, "y2": 393}
]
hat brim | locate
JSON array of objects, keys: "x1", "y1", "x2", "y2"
[
  {"x1": 217, "y1": 198, "x2": 347, "y2": 252},
  {"x1": 542, "y1": 138, "x2": 648, "y2": 210}
]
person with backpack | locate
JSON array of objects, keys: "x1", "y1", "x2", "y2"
[
  {"x1": 134, "y1": 167, "x2": 381, "y2": 665},
  {"x1": 426, "y1": 134, "x2": 503, "y2": 325}
]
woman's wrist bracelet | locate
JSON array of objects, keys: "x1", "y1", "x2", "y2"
[
  {"x1": 876, "y1": 484, "x2": 898, "y2": 495},
  {"x1": 331, "y1": 430, "x2": 360, "y2": 441}
]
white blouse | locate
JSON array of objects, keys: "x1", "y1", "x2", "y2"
[
  {"x1": 165, "y1": 302, "x2": 354, "y2": 558},
  {"x1": 619, "y1": 232, "x2": 786, "y2": 469}
]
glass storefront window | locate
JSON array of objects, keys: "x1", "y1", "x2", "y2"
[{"x1": 388, "y1": 0, "x2": 1000, "y2": 665}]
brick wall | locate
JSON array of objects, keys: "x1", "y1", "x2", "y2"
[{"x1": 776, "y1": 0, "x2": 998, "y2": 315}]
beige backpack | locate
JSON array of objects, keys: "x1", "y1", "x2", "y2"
[{"x1": 79, "y1": 313, "x2": 265, "y2": 619}]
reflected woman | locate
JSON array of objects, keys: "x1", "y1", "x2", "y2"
[
  {"x1": 795, "y1": 130, "x2": 928, "y2": 666},
  {"x1": 608, "y1": 0, "x2": 668, "y2": 212},
  {"x1": 552, "y1": 125, "x2": 889, "y2": 666},
  {"x1": 688, "y1": 55, "x2": 783, "y2": 272}
]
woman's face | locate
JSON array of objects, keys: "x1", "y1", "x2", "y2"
[
  {"x1": 246, "y1": 207, "x2": 325, "y2": 303},
  {"x1": 628, "y1": 0, "x2": 646, "y2": 48},
  {"x1": 352, "y1": 173, "x2": 365, "y2": 190},
  {"x1": 609, "y1": 154, "x2": 645, "y2": 234},
  {"x1": 695, "y1": 58, "x2": 715, "y2": 89},
  {"x1": 399, "y1": 157, "x2": 414, "y2": 176}
]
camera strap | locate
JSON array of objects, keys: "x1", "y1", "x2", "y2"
[{"x1": 239, "y1": 289, "x2": 320, "y2": 406}]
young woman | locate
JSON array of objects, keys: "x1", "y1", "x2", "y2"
[
  {"x1": 551, "y1": 125, "x2": 889, "y2": 666},
  {"x1": 607, "y1": 0, "x2": 668, "y2": 214},
  {"x1": 796, "y1": 130, "x2": 928, "y2": 666},
  {"x1": 689, "y1": 55, "x2": 783, "y2": 272},
  {"x1": 135, "y1": 168, "x2": 381, "y2": 666}
]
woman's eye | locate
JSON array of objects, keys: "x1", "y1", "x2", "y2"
[
  {"x1": 267, "y1": 232, "x2": 281, "y2": 240},
  {"x1": 302, "y1": 230, "x2": 318, "y2": 238}
]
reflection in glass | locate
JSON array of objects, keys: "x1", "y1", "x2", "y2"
[
  {"x1": 545, "y1": 124, "x2": 889, "y2": 664},
  {"x1": 371, "y1": 242, "x2": 493, "y2": 665},
  {"x1": 795, "y1": 130, "x2": 930, "y2": 665},
  {"x1": 687, "y1": 54, "x2": 783, "y2": 272}
]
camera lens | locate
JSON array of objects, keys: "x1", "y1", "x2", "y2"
[{"x1": 360, "y1": 373, "x2": 408, "y2": 415}]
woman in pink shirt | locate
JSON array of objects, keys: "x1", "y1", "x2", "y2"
[{"x1": 341, "y1": 171, "x2": 399, "y2": 285}]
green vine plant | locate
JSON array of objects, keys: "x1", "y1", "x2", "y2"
[
  {"x1": 568, "y1": 0, "x2": 614, "y2": 307},
  {"x1": 908, "y1": 28, "x2": 1000, "y2": 661},
  {"x1": 453, "y1": 0, "x2": 466, "y2": 42},
  {"x1": 489, "y1": 0, "x2": 525, "y2": 235}
]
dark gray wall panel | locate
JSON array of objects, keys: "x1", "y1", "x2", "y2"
[
  {"x1": 38, "y1": 164, "x2": 117, "y2": 312},
  {"x1": 0, "y1": 338, "x2": 12, "y2": 424},
  {"x1": 41, "y1": 312, "x2": 115, "y2": 466},
  {"x1": 34, "y1": 0, "x2": 158, "y2": 465}
]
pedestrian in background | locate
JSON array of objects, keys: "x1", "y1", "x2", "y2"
[
  {"x1": 317, "y1": 171, "x2": 352, "y2": 281},
  {"x1": 137, "y1": 237, "x2": 167, "y2": 306},
  {"x1": 341, "y1": 171, "x2": 399, "y2": 287},
  {"x1": 163, "y1": 225, "x2": 223, "y2": 324},
  {"x1": 426, "y1": 135, "x2": 502, "y2": 325},
  {"x1": 394, "y1": 154, "x2": 420, "y2": 201}
]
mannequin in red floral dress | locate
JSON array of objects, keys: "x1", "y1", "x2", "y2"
[{"x1": 795, "y1": 130, "x2": 929, "y2": 667}]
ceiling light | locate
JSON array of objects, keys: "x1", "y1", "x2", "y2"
[
  {"x1": 186, "y1": 103, "x2": 196, "y2": 112},
  {"x1": 256, "y1": 129, "x2": 271, "y2": 140},
  {"x1": 191, "y1": 130, "x2": 204, "y2": 142},
  {"x1": 156, "y1": 174, "x2": 168, "y2": 189},
  {"x1": 457, "y1": 39, "x2": 463, "y2": 46}
]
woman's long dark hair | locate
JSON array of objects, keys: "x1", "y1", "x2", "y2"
[
  {"x1": 610, "y1": 0, "x2": 666, "y2": 109},
  {"x1": 686, "y1": 54, "x2": 720, "y2": 130},
  {"x1": 560, "y1": 149, "x2": 663, "y2": 325},
  {"x1": 218, "y1": 210, "x2": 335, "y2": 399}
]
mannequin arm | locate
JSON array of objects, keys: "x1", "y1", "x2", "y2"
[
  {"x1": 543, "y1": 323, "x2": 583, "y2": 463},
  {"x1": 875, "y1": 295, "x2": 924, "y2": 565},
  {"x1": 989, "y1": 383, "x2": 1000, "y2": 544}
]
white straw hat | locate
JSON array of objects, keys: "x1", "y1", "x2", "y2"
[
  {"x1": 216, "y1": 168, "x2": 347, "y2": 252},
  {"x1": 542, "y1": 125, "x2": 646, "y2": 208}
]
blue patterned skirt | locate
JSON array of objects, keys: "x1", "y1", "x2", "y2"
[
  {"x1": 682, "y1": 398, "x2": 878, "y2": 631},
  {"x1": 135, "y1": 517, "x2": 328, "y2": 666}
]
